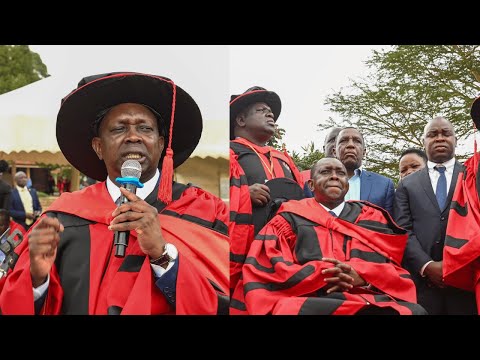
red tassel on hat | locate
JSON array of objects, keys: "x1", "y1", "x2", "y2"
[{"x1": 158, "y1": 82, "x2": 177, "y2": 205}]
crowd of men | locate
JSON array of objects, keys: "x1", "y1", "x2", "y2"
[
  {"x1": 1, "y1": 79, "x2": 480, "y2": 315},
  {"x1": 229, "y1": 86, "x2": 480, "y2": 315}
]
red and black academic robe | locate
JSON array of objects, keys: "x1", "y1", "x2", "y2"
[
  {"x1": 8, "y1": 220, "x2": 26, "y2": 237},
  {"x1": 230, "y1": 198, "x2": 421, "y2": 315},
  {"x1": 0, "y1": 181, "x2": 229, "y2": 315},
  {"x1": 443, "y1": 153, "x2": 480, "y2": 313},
  {"x1": 300, "y1": 169, "x2": 311, "y2": 184},
  {"x1": 229, "y1": 137, "x2": 303, "y2": 294},
  {"x1": 0, "y1": 220, "x2": 26, "y2": 292}
]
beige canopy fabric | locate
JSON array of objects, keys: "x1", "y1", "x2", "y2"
[{"x1": 0, "y1": 76, "x2": 227, "y2": 161}]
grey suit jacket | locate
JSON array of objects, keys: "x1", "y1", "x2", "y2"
[{"x1": 393, "y1": 161, "x2": 463, "y2": 276}]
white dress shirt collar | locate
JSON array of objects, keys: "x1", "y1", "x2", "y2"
[
  {"x1": 106, "y1": 169, "x2": 160, "y2": 203},
  {"x1": 319, "y1": 202, "x2": 345, "y2": 217},
  {"x1": 427, "y1": 157, "x2": 455, "y2": 172}
]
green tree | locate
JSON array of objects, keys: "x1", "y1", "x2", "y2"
[
  {"x1": 321, "y1": 45, "x2": 480, "y2": 180},
  {"x1": 267, "y1": 125, "x2": 286, "y2": 150},
  {"x1": 291, "y1": 141, "x2": 324, "y2": 171},
  {"x1": 0, "y1": 45, "x2": 49, "y2": 95}
]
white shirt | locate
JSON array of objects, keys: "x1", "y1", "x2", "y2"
[
  {"x1": 320, "y1": 202, "x2": 345, "y2": 217},
  {"x1": 344, "y1": 168, "x2": 362, "y2": 201},
  {"x1": 420, "y1": 157, "x2": 456, "y2": 276},
  {"x1": 427, "y1": 157, "x2": 456, "y2": 196},
  {"x1": 106, "y1": 170, "x2": 160, "y2": 204},
  {"x1": 33, "y1": 170, "x2": 176, "y2": 300}
]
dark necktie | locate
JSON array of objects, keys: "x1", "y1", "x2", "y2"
[
  {"x1": 434, "y1": 165, "x2": 447, "y2": 210},
  {"x1": 329, "y1": 210, "x2": 337, "y2": 218}
]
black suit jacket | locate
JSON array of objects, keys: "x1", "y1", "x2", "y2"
[
  {"x1": 0, "y1": 179, "x2": 11, "y2": 210},
  {"x1": 9, "y1": 187, "x2": 42, "y2": 229},
  {"x1": 394, "y1": 161, "x2": 477, "y2": 314},
  {"x1": 394, "y1": 162, "x2": 463, "y2": 275}
]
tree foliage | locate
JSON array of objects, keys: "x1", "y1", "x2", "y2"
[
  {"x1": 267, "y1": 126, "x2": 286, "y2": 150},
  {"x1": 0, "y1": 45, "x2": 49, "y2": 95},
  {"x1": 321, "y1": 45, "x2": 480, "y2": 180},
  {"x1": 291, "y1": 141, "x2": 324, "y2": 171}
]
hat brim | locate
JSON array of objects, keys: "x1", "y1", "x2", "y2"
[
  {"x1": 471, "y1": 97, "x2": 480, "y2": 130},
  {"x1": 230, "y1": 90, "x2": 281, "y2": 140},
  {"x1": 57, "y1": 73, "x2": 202, "y2": 181}
]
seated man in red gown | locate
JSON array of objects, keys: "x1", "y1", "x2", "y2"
[{"x1": 231, "y1": 157, "x2": 426, "y2": 315}]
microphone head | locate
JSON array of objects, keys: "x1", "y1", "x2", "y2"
[{"x1": 121, "y1": 160, "x2": 142, "y2": 179}]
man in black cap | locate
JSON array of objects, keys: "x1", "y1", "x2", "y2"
[
  {"x1": 0, "y1": 72, "x2": 229, "y2": 315},
  {"x1": 229, "y1": 86, "x2": 303, "y2": 293}
]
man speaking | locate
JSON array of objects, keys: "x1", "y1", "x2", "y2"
[{"x1": 0, "y1": 72, "x2": 229, "y2": 315}]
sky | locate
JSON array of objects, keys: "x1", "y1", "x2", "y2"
[
  {"x1": 27, "y1": 45, "x2": 229, "y2": 157},
  {"x1": 29, "y1": 45, "x2": 228, "y2": 120},
  {"x1": 28, "y1": 45, "x2": 475, "y2": 157},
  {"x1": 30, "y1": 45, "x2": 387, "y2": 155},
  {"x1": 229, "y1": 45, "x2": 387, "y2": 153}
]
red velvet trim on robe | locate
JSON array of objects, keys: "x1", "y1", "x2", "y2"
[
  {"x1": 0, "y1": 182, "x2": 228, "y2": 314},
  {"x1": 232, "y1": 198, "x2": 417, "y2": 315}
]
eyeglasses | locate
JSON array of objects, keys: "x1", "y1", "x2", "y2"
[{"x1": 255, "y1": 107, "x2": 273, "y2": 115}]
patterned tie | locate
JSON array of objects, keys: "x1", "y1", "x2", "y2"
[
  {"x1": 329, "y1": 210, "x2": 337, "y2": 218},
  {"x1": 435, "y1": 165, "x2": 447, "y2": 210}
]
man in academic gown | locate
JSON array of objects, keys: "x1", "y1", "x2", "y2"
[
  {"x1": 0, "y1": 72, "x2": 229, "y2": 315},
  {"x1": 230, "y1": 157, "x2": 426, "y2": 315}
]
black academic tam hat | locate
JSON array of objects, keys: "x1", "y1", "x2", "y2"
[
  {"x1": 471, "y1": 96, "x2": 480, "y2": 130},
  {"x1": 56, "y1": 72, "x2": 203, "y2": 189},
  {"x1": 229, "y1": 86, "x2": 281, "y2": 140}
]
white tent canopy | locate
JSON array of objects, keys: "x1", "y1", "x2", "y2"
[{"x1": 0, "y1": 76, "x2": 227, "y2": 160}]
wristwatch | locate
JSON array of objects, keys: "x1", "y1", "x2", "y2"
[{"x1": 149, "y1": 243, "x2": 178, "y2": 267}]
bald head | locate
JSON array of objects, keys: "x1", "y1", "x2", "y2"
[
  {"x1": 323, "y1": 127, "x2": 342, "y2": 157},
  {"x1": 14, "y1": 171, "x2": 28, "y2": 188},
  {"x1": 422, "y1": 116, "x2": 456, "y2": 163},
  {"x1": 308, "y1": 157, "x2": 349, "y2": 209}
]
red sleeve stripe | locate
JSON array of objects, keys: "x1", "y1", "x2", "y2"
[
  {"x1": 230, "y1": 211, "x2": 252, "y2": 225},
  {"x1": 244, "y1": 256, "x2": 294, "y2": 273},
  {"x1": 230, "y1": 252, "x2": 246, "y2": 264},
  {"x1": 230, "y1": 298, "x2": 247, "y2": 311},
  {"x1": 396, "y1": 301, "x2": 426, "y2": 315},
  {"x1": 230, "y1": 175, "x2": 249, "y2": 188},
  {"x1": 118, "y1": 255, "x2": 145, "y2": 272},
  {"x1": 451, "y1": 201, "x2": 468, "y2": 217},
  {"x1": 299, "y1": 296, "x2": 345, "y2": 315},
  {"x1": 280, "y1": 213, "x2": 323, "y2": 263},
  {"x1": 373, "y1": 294, "x2": 393, "y2": 302},
  {"x1": 253, "y1": 234, "x2": 278, "y2": 241},
  {"x1": 162, "y1": 210, "x2": 228, "y2": 236},
  {"x1": 244, "y1": 265, "x2": 315, "y2": 295},
  {"x1": 445, "y1": 235, "x2": 468, "y2": 249},
  {"x1": 207, "y1": 279, "x2": 229, "y2": 315},
  {"x1": 356, "y1": 220, "x2": 406, "y2": 235},
  {"x1": 350, "y1": 249, "x2": 390, "y2": 264}
]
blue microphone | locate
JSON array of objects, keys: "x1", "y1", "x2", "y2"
[{"x1": 114, "y1": 160, "x2": 144, "y2": 258}]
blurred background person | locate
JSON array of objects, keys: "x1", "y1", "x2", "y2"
[
  {"x1": 399, "y1": 148, "x2": 427, "y2": 181},
  {"x1": 8, "y1": 171, "x2": 42, "y2": 231},
  {"x1": 0, "y1": 160, "x2": 11, "y2": 210}
]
